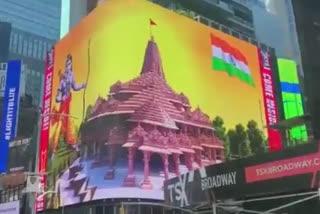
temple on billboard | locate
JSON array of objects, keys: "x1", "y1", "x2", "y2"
[{"x1": 80, "y1": 37, "x2": 224, "y2": 189}]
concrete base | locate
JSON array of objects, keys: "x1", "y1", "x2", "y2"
[
  {"x1": 123, "y1": 174, "x2": 136, "y2": 187},
  {"x1": 104, "y1": 169, "x2": 115, "y2": 180},
  {"x1": 140, "y1": 180, "x2": 153, "y2": 189}
]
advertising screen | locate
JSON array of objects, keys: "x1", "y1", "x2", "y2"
[
  {"x1": 41, "y1": 0, "x2": 281, "y2": 209},
  {"x1": 7, "y1": 138, "x2": 32, "y2": 173},
  {"x1": 0, "y1": 60, "x2": 22, "y2": 173},
  {"x1": 277, "y1": 58, "x2": 307, "y2": 142}
]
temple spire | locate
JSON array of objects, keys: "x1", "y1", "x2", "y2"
[
  {"x1": 140, "y1": 38, "x2": 165, "y2": 79},
  {"x1": 140, "y1": 19, "x2": 164, "y2": 78}
]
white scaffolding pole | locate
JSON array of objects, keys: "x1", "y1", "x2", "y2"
[
  {"x1": 220, "y1": 190, "x2": 318, "y2": 205},
  {"x1": 264, "y1": 193, "x2": 319, "y2": 213}
]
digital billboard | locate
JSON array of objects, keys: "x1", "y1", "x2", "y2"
[
  {"x1": 0, "y1": 60, "x2": 22, "y2": 173},
  {"x1": 277, "y1": 58, "x2": 307, "y2": 142},
  {"x1": 7, "y1": 138, "x2": 32, "y2": 173},
  {"x1": 40, "y1": 0, "x2": 281, "y2": 209}
]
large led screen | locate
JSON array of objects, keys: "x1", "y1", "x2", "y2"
[
  {"x1": 277, "y1": 58, "x2": 307, "y2": 141},
  {"x1": 39, "y1": 0, "x2": 281, "y2": 210}
]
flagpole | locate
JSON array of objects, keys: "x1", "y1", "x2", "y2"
[
  {"x1": 149, "y1": 23, "x2": 153, "y2": 39},
  {"x1": 149, "y1": 19, "x2": 156, "y2": 39}
]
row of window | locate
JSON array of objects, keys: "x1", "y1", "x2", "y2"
[
  {"x1": 0, "y1": 0, "x2": 60, "y2": 40},
  {"x1": 9, "y1": 31, "x2": 53, "y2": 61},
  {"x1": 24, "y1": 69, "x2": 43, "y2": 106}
]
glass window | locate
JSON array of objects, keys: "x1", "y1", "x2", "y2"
[
  {"x1": 12, "y1": 33, "x2": 18, "y2": 53},
  {"x1": 23, "y1": 39, "x2": 28, "y2": 56},
  {"x1": 9, "y1": 33, "x2": 13, "y2": 51},
  {"x1": 43, "y1": 42, "x2": 47, "y2": 60},
  {"x1": 28, "y1": 39, "x2": 33, "y2": 57},
  {"x1": 48, "y1": 43, "x2": 52, "y2": 52},
  {"x1": 38, "y1": 41, "x2": 43, "y2": 59},
  {"x1": 33, "y1": 40, "x2": 38, "y2": 58},
  {"x1": 18, "y1": 35, "x2": 23, "y2": 55}
]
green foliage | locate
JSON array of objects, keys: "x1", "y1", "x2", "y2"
[
  {"x1": 247, "y1": 120, "x2": 265, "y2": 155},
  {"x1": 235, "y1": 124, "x2": 251, "y2": 158},
  {"x1": 213, "y1": 116, "x2": 227, "y2": 141},
  {"x1": 213, "y1": 116, "x2": 230, "y2": 159},
  {"x1": 217, "y1": 117, "x2": 266, "y2": 160},
  {"x1": 227, "y1": 124, "x2": 251, "y2": 159},
  {"x1": 227, "y1": 129, "x2": 239, "y2": 157},
  {"x1": 223, "y1": 137, "x2": 231, "y2": 161}
]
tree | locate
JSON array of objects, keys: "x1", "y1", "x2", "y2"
[
  {"x1": 235, "y1": 124, "x2": 251, "y2": 158},
  {"x1": 227, "y1": 124, "x2": 251, "y2": 159},
  {"x1": 227, "y1": 129, "x2": 239, "y2": 158},
  {"x1": 213, "y1": 116, "x2": 227, "y2": 141},
  {"x1": 247, "y1": 120, "x2": 265, "y2": 155},
  {"x1": 213, "y1": 116, "x2": 231, "y2": 159}
]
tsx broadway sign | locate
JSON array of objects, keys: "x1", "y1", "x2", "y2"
[{"x1": 164, "y1": 142, "x2": 320, "y2": 207}]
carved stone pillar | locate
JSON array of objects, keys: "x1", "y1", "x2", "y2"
[
  {"x1": 161, "y1": 154, "x2": 169, "y2": 181},
  {"x1": 196, "y1": 150, "x2": 203, "y2": 167},
  {"x1": 141, "y1": 151, "x2": 152, "y2": 189},
  {"x1": 173, "y1": 153, "x2": 180, "y2": 176},
  {"x1": 124, "y1": 147, "x2": 136, "y2": 187},
  {"x1": 185, "y1": 153, "x2": 193, "y2": 171},
  {"x1": 207, "y1": 148, "x2": 213, "y2": 161},
  {"x1": 212, "y1": 149, "x2": 216, "y2": 162},
  {"x1": 220, "y1": 149, "x2": 225, "y2": 161},
  {"x1": 104, "y1": 145, "x2": 115, "y2": 180}
]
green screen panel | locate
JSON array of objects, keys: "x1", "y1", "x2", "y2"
[
  {"x1": 277, "y1": 58, "x2": 299, "y2": 83},
  {"x1": 278, "y1": 58, "x2": 307, "y2": 142},
  {"x1": 282, "y1": 92, "x2": 304, "y2": 118}
]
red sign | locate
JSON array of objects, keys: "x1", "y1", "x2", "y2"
[
  {"x1": 245, "y1": 145, "x2": 320, "y2": 188},
  {"x1": 258, "y1": 49, "x2": 282, "y2": 151},
  {"x1": 35, "y1": 48, "x2": 54, "y2": 212}
]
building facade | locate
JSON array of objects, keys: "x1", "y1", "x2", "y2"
[
  {"x1": 291, "y1": 0, "x2": 320, "y2": 141},
  {"x1": 0, "y1": 0, "x2": 61, "y2": 106},
  {"x1": 0, "y1": 0, "x2": 61, "y2": 40},
  {"x1": 164, "y1": 0, "x2": 256, "y2": 39},
  {"x1": 251, "y1": 0, "x2": 303, "y2": 75},
  {"x1": 0, "y1": 21, "x2": 11, "y2": 63},
  {"x1": 62, "y1": 0, "x2": 256, "y2": 41},
  {"x1": 8, "y1": 28, "x2": 54, "y2": 106},
  {"x1": 60, "y1": 0, "x2": 87, "y2": 38},
  {"x1": 60, "y1": 0, "x2": 108, "y2": 38},
  {"x1": 0, "y1": 0, "x2": 61, "y2": 200}
]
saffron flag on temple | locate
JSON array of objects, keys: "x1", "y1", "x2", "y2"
[
  {"x1": 150, "y1": 19, "x2": 157, "y2": 26},
  {"x1": 211, "y1": 34, "x2": 254, "y2": 86}
]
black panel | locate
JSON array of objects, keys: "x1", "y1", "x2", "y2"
[
  {"x1": 291, "y1": 0, "x2": 320, "y2": 140},
  {"x1": 0, "y1": 21, "x2": 12, "y2": 62}
]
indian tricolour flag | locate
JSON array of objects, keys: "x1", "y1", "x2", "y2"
[{"x1": 211, "y1": 34, "x2": 254, "y2": 86}]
